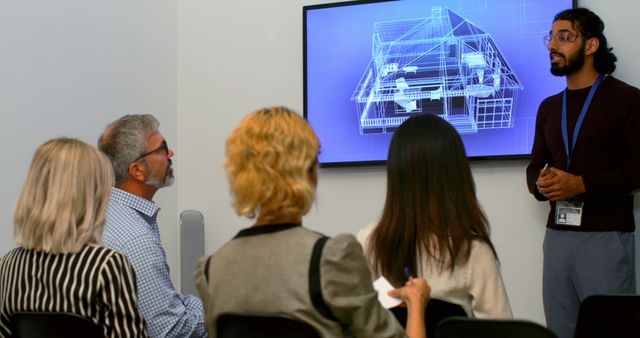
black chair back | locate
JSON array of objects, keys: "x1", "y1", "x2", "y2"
[
  {"x1": 9, "y1": 312, "x2": 104, "y2": 338},
  {"x1": 390, "y1": 298, "x2": 468, "y2": 338},
  {"x1": 573, "y1": 294, "x2": 640, "y2": 338},
  {"x1": 435, "y1": 317, "x2": 557, "y2": 338},
  {"x1": 217, "y1": 313, "x2": 321, "y2": 338}
]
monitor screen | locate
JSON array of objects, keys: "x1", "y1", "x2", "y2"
[{"x1": 304, "y1": 0, "x2": 574, "y2": 166}]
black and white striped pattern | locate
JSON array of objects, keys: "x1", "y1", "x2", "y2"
[{"x1": 0, "y1": 244, "x2": 148, "y2": 337}]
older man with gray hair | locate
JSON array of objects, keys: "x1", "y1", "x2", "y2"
[{"x1": 99, "y1": 115, "x2": 207, "y2": 338}]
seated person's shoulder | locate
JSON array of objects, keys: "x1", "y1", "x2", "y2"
[
  {"x1": 321, "y1": 233, "x2": 365, "y2": 262},
  {"x1": 328, "y1": 233, "x2": 360, "y2": 247},
  {"x1": 466, "y1": 240, "x2": 501, "y2": 273},
  {"x1": 87, "y1": 244, "x2": 133, "y2": 265},
  {"x1": 102, "y1": 220, "x2": 159, "y2": 253},
  {"x1": 470, "y1": 239, "x2": 493, "y2": 253},
  {"x1": 468, "y1": 239, "x2": 498, "y2": 261},
  {"x1": 355, "y1": 222, "x2": 377, "y2": 246}
]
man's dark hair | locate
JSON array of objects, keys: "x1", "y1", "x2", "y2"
[{"x1": 554, "y1": 7, "x2": 617, "y2": 74}]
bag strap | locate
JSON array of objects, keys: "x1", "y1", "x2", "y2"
[
  {"x1": 204, "y1": 236, "x2": 338, "y2": 321},
  {"x1": 309, "y1": 236, "x2": 338, "y2": 321},
  {"x1": 204, "y1": 256, "x2": 212, "y2": 283}
]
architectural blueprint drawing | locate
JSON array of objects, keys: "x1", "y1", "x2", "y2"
[{"x1": 351, "y1": 6, "x2": 523, "y2": 134}]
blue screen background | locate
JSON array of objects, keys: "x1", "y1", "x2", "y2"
[{"x1": 305, "y1": 0, "x2": 571, "y2": 164}]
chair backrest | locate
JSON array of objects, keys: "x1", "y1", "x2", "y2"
[
  {"x1": 390, "y1": 298, "x2": 468, "y2": 338},
  {"x1": 573, "y1": 294, "x2": 640, "y2": 338},
  {"x1": 9, "y1": 312, "x2": 104, "y2": 338},
  {"x1": 179, "y1": 209, "x2": 205, "y2": 296},
  {"x1": 216, "y1": 313, "x2": 322, "y2": 338},
  {"x1": 435, "y1": 317, "x2": 556, "y2": 338}
]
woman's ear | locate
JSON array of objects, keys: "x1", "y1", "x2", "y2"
[
  {"x1": 308, "y1": 158, "x2": 319, "y2": 189},
  {"x1": 308, "y1": 166, "x2": 318, "y2": 189}
]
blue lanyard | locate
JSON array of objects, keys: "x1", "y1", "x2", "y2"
[{"x1": 561, "y1": 74, "x2": 604, "y2": 168}]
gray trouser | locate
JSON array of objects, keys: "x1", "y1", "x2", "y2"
[{"x1": 543, "y1": 229, "x2": 636, "y2": 338}]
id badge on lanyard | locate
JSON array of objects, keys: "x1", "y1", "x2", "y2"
[
  {"x1": 555, "y1": 74, "x2": 604, "y2": 226},
  {"x1": 555, "y1": 200, "x2": 583, "y2": 226}
]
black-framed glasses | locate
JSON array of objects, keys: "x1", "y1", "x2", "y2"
[
  {"x1": 543, "y1": 30, "x2": 580, "y2": 46},
  {"x1": 134, "y1": 139, "x2": 169, "y2": 162}
]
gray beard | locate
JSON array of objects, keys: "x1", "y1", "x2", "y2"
[{"x1": 147, "y1": 170, "x2": 174, "y2": 189}]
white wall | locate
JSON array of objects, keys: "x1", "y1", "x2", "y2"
[
  {"x1": 177, "y1": 0, "x2": 640, "y2": 326},
  {"x1": 1, "y1": 0, "x2": 638, "y2": 328},
  {"x1": 0, "y1": 0, "x2": 179, "y2": 281}
]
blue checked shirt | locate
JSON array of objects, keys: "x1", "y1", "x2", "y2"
[{"x1": 103, "y1": 188, "x2": 208, "y2": 338}]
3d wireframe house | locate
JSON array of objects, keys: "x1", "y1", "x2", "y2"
[{"x1": 351, "y1": 6, "x2": 523, "y2": 134}]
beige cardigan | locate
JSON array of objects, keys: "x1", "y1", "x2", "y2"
[{"x1": 357, "y1": 222, "x2": 513, "y2": 319}]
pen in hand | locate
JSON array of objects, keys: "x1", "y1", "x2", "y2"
[
  {"x1": 404, "y1": 266, "x2": 413, "y2": 281},
  {"x1": 542, "y1": 163, "x2": 550, "y2": 175}
]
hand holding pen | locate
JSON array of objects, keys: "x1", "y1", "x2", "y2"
[
  {"x1": 541, "y1": 163, "x2": 551, "y2": 176},
  {"x1": 388, "y1": 266, "x2": 430, "y2": 338},
  {"x1": 388, "y1": 266, "x2": 430, "y2": 306},
  {"x1": 404, "y1": 266, "x2": 413, "y2": 281}
]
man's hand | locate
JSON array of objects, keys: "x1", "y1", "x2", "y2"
[{"x1": 536, "y1": 167, "x2": 586, "y2": 201}]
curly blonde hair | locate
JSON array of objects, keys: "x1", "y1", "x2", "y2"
[
  {"x1": 225, "y1": 107, "x2": 320, "y2": 221},
  {"x1": 14, "y1": 137, "x2": 114, "y2": 253}
]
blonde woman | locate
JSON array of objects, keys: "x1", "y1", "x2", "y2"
[
  {"x1": 195, "y1": 107, "x2": 430, "y2": 338},
  {"x1": 0, "y1": 137, "x2": 147, "y2": 338}
]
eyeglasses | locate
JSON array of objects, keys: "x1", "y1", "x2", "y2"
[
  {"x1": 134, "y1": 139, "x2": 169, "y2": 162},
  {"x1": 543, "y1": 30, "x2": 580, "y2": 46}
]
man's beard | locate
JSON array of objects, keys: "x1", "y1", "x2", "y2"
[
  {"x1": 550, "y1": 42, "x2": 586, "y2": 76},
  {"x1": 146, "y1": 163, "x2": 175, "y2": 188}
]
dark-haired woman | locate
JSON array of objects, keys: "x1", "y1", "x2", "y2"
[{"x1": 358, "y1": 114, "x2": 512, "y2": 318}]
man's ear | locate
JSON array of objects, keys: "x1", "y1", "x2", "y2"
[
  {"x1": 586, "y1": 37, "x2": 600, "y2": 55},
  {"x1": 128, "y1": 161, "x2": 147, "y2": 183}
]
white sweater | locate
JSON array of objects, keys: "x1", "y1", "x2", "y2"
[{"x1": 357, "y1": 222, "x2": 513, "y2": 319}]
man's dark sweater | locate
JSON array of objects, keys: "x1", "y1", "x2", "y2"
[{"x1": 526, "y1": 76, "x2": 640, "y2": 231}]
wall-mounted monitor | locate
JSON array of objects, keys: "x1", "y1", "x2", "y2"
[{"x1": 304, "y1": 0, "x2": 574, "y2": 166}]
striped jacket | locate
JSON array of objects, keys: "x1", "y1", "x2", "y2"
[{"x1": 0, "y1": 244, "x2": 147, "y2": 337}]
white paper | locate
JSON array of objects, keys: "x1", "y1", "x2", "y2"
[{"x1": 373, "y1": 276, "x2": 402, "y2": 309}]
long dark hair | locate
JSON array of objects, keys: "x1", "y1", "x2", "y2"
[
  {"x1": 368, "y1": 114, "x2": 497, "y2": 287},
  {"x1": 554, "y1": 7, "x2": 617, "y2": 74}
]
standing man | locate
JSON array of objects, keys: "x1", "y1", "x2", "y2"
[
  {"x1": 99, "y1": 115, "x2": 207, "y2": 338},
  {"x1": 526, "y1": 8, "x2": 640, "y2": 338}
]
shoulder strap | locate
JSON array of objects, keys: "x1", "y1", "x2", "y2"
[
  {"x1": 204, "y1": 256, "x2": 212, "y2": 283},
  {"x1": 309, "y1": 236, "x2": 338, "y2": 321}
]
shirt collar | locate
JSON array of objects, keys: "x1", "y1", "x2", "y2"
[{"x1": 110, "y1": 187, "x2": 160, "y2": 219}]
